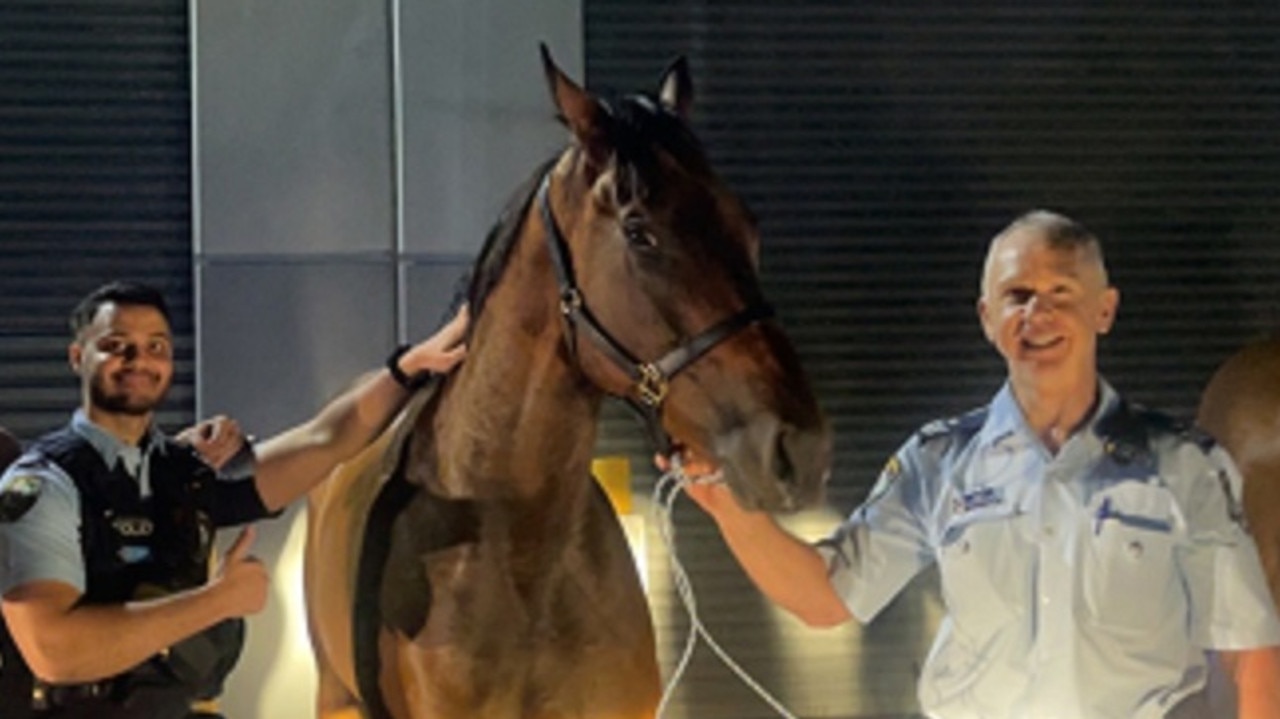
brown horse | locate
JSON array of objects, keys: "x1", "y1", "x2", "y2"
[
  {"x1": 303, "y1": 47, "x2": 832, "y2": 719},
  {"x1": 1198, "y1": 334, "x2": 1280, "y2": 611}
]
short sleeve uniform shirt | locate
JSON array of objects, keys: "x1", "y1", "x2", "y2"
[{"x1": 816, "y1": 381, "x2": 1280, "y2": 719}]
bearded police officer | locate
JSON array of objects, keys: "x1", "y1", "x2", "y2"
[{"x1": 0, "y1": 281, "x2": 467, "y2": 718}]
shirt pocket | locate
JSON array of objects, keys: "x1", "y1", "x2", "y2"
[
  {"x1": 937, "y1": 506, "x2": 1031, "y2": 638},
  {"x1": 1082, "y1": 483, "x2": 1185, "y2": 633}
]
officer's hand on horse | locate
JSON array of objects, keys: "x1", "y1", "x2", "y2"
[
  {"x1": 212, "y1": 526, "x2": 269, "y2": 618},
  {"x1": 402, "y1": 304, "x2": 470, "y2": 375},
  {"x1": 177, "y1": 415, "x2": 246, "y2": 471}
]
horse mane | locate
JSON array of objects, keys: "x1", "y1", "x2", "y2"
[
  {"x1": 458, "y1": 157, "x2": 557, "y2": 323},
  {"x1": 453, "y1": 94, "x2": 709, "y2": 326}
]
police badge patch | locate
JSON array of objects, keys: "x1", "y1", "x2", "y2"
[{"x1": 0, "y1": 473, "x2": 44, "y2": 522}]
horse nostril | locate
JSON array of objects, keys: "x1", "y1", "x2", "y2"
[{"x1": 774, "y1": 430, "x2": 797, "y2": 487}]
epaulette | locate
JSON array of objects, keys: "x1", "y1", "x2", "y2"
[
  {"x1": 1135, "y1": 407, "x2": 1216, "y2": 451},
  {"x1": 917, "y1": 407, "x2": 988, "y2": 445},
  {"x1": 1097, "y1": 401, "x2": 1215, "y2": 465}
]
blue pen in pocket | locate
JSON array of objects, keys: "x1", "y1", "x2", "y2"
[{"x1": 1094, "y1": 496, "x2": 1173, "y2": 535}]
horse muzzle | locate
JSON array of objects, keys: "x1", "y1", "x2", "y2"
[{"x1": 712, "y1": 414, "x2": 831, "y2": 512}]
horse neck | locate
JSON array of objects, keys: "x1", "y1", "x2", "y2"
[{"x1": 430, "y1": 209, "x2": 604, "y2": 504}]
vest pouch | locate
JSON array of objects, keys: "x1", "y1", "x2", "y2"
[
  {"x1": 164, "y1": 617, "x2": 245, "y2": 700},
  {"x1": 117, "y1": 674, "x2": 197, "y2": 719}
]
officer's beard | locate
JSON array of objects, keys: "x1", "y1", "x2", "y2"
[{"x1": 90, "y1": 375, "x2": 167, "y2": 417}]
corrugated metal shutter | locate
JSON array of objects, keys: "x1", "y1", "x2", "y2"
[
  {"x1": 0, "y1": 0, "x2": 193, "y2": 441},
  {"x1": 587, "y1": 3, "x2": 1280, "y2": 718}
]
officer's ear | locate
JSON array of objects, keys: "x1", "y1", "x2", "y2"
[
  {"x1": 68, "y1": 341, "x2": 83, "y2": 372},
  {"x1": 976, "y1": 296, "x2": 997, "y2": 344},
  {"x1": 1097, "y1": 287, "x2": 1120, "y2": 335}
]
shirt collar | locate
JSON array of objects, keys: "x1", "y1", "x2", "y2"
[
  {"x1": 977, "y1": 378, "x2": 1121, "y2": 450},
  {"x1": 70, "y1": 409, "x2": 166, "y2": 476}
]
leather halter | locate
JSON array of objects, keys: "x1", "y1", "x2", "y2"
[{"x1": 536, "y1": 171, "x2": 774, "y2": 454}]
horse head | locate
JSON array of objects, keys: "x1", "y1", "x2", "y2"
[{"x1": 537, "y1": 47, "x2": 831, "y2": 512}]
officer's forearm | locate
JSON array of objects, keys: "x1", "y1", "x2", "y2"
[
  {"x1": 2, "y1": 579, "x2": 235, "y2": 684},
  {"x1": 252, "y1": 368, "x2": 409, "y2": 512},
  {"x1": 1223, "y1": 646, "x2": 1280, "y2": 719},
  {"x1": 713, "y1": 510, "x2": 853, "y2": 627}
]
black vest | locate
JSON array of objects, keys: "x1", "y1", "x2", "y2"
[{"x1": 0, "y1": 426, "x2": 246, "y2": 718}]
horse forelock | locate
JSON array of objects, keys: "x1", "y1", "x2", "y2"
[{"x1": 605, "y1": 93, "x2": 709, "y2": 178}]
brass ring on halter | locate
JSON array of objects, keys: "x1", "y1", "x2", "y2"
[{"x1": 635, "y1": 363, "x2": 669, "y2": 406}]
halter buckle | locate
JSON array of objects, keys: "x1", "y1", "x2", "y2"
[
  {"x1": 560, "y1": 288, "x2": 582, "y2": 317},
  {"x1": 635, "y1": 363, "x2": 669, "y2": 406}
]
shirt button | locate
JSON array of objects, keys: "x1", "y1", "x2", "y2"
[
  {"x1": 1043, "y1": 525, "x2": 1056, "y2": 538},
  {"x1": 1041, "y1": 595, "x2": 1051, "y2": 606},
  {"x1": 1127, "y1": 540, "x2": 1144, "y2": 558}
]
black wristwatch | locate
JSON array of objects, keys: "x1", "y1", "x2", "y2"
[{"x1": 386, "y1": 344, "x2": 433, "y2": 390}]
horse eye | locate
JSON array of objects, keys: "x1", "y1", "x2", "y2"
[{"x1": 622, "y1": 218, "x2": 657, "y2": 249}]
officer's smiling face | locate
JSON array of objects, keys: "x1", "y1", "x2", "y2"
[
  {"x1": 69, "y1": 301, "x2": 175, "y2": 416},
  {"x1": 977, "y1": 227, "x2": 1118, "y2": 394}
]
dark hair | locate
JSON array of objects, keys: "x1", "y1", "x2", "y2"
[{"x1": 69, "y1": 281, "x2": 171, "y2": 339}]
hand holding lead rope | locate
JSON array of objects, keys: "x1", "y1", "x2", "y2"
[{"x1": 650, "y1": 449, "x2": 799, "y2": 719}]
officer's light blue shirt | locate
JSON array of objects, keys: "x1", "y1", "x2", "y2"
[
  {"x1": 0, "y1": 410, "x2": 170, "y2": 594},
  {"x1": 816, "y1": 380, "x2": 1280, "y2": 719}
]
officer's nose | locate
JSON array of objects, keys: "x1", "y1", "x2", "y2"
[
  {"x1": 1025, "y1": 294, "x2": 1056, "y2": 320},
  {"x1": 119, "y1": 343, "x2": 139, "y2": 362}
]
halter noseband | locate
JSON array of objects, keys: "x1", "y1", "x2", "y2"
[{"x1": 536, "y1": 172, "x2": 774, "y2": 454}]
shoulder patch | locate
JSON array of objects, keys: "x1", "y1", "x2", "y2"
[
  {"x1": 0, "y1": 472, "x2": 44, "y2": 522},
  {"x1": 880, "y1": 455, "x2": 902, "y2": 481}
]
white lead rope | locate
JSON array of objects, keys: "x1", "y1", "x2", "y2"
[{"x1": 651, "y1": 457, "x2": 801, "y2": 719}]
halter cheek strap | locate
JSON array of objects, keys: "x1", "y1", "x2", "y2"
[{"x1": 536, "y1": 172, "x2": 774, "y2": 454}]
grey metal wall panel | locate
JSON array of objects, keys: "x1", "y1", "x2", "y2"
[
  {"x1": 403, "y1": 259, "x2": 471, "y2": 339},
  {"x1": 398, "y1": 0, "x2": 581, "y2": 256},
  {"x1": 193, "y1": 0, "x2": 393, "y2": 256},
  {"x1": 196, "y1": 260, "x2": 394, "y2": 436}
]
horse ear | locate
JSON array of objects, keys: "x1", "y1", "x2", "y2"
[
  {"x1": 540, "y1": 44, "x2": 610, "y2": 161},
  {"x1": 657, "y1": 56, "x2": 694, "y2": 120}
]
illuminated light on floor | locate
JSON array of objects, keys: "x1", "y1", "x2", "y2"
[{"x1": 594, "y1": 455, "x2": 649, "y2": 591}]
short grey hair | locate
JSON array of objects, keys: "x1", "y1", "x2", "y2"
[{"x1": 981, "y1": 210, "x2": 1109, "y2": 293}]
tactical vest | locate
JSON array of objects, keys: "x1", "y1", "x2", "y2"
[{"x1": 0, "y1": 426, "x2": 245, "y2": 718}]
